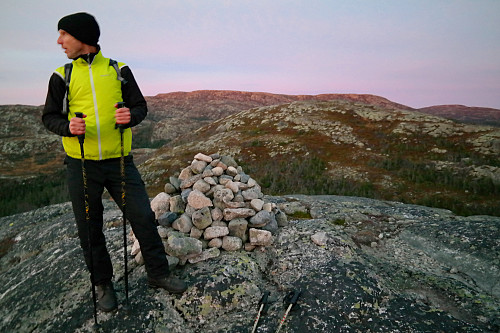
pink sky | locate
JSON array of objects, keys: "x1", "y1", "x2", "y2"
[{"x1": 1, "y1": 0, "x2": 499, "y2": 109}]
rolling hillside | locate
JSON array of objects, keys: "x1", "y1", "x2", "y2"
[{"x1": 1, "y1": 91, "x2": 499, "y2": 217}]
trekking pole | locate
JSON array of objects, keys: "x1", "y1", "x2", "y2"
[
  {"x1": 115, "y1": 102, "x2": 129, "y2": 311},
  {"x1": 75, "y1": 112, "x2": 100, "y2": 330},
  {"x1": 275, "y1": 290, "x2": 301, "y2": 333},
  {"x1": 251, "y1": 291, "x2": 270, "y2": 333}
]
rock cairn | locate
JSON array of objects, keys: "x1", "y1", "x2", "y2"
[{"x1": 130, "y1": 153, "x2": 288, "y2": 266}]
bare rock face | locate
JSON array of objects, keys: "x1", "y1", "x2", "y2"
[{"x1": 0, "y1": 194, "x2": 499, "y2": 332}]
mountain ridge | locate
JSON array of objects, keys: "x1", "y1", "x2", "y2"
[{"x1": 418, "y1": 104, "x2": 500, "y2": 127}]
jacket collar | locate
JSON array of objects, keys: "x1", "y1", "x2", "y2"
[{"x1": 74, "y1": 45, "x2": 102, "y2": 65}]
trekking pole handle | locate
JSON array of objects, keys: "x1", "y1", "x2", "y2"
[
  {"x1": 74, "y1": 112, "x2": 85, "y2": 143},
  {"x1": 115, "y1": 102, "x2": 126, "y2": 132},
  {"x1": 260, "y1": 291, "x2": 271, "y2": 314},
  {"x1": 284, "y1": 290, "x2": 301, "y2": 307},
  {"x1": 260, "y1": 291, "x2": 270, "y2": 305}
]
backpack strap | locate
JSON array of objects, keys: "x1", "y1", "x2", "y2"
[
  {"x1": 109, "y1": 59, "x2": 128, "y2": 85},
  {"x1": 62, "y1": 63, "x2": 73, "y2": 115},
  {"x1": 62, "y1": 59, "x2": 126, "y2": 115}
]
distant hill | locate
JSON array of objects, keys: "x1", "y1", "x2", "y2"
[
  {"x1": 418, "y1": 104, "x2": 500, "y2": 127},
  {"x1": 141, "y1": 91, "x2": 414, "y2": 148}
]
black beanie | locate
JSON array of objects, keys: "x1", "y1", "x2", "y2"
[{"x1": 58, "y1": 12, "x2": 100, "y2": 46}]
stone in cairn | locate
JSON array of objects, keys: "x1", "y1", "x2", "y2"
[{"x1": 131, "y1": 152, "x2": 287, "y2": 266}]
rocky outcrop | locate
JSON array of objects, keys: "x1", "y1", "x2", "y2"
[
  {"x1": 0, "y1": 194, "x2": 498, "y2": 332},
  {"x1": 0, "y1": 105, "x2": 64, "y2": 177}
]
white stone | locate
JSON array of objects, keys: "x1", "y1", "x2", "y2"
[
  {"x1": 135, "y1": 251, "x2": 144, "y2": 265},
  {"x1": 191, "y1": 159, "x2": 207, "y2": 174},
  {"x1": 131, "y1": 239, "x2": 141, "y2": 255},
  {"x1": 311, "y1": 232, "x2": 328, "y2": 246},
  {"x1": 223, "y1": 208, "x2": 256, "y2": 221},
  {"x1": 262, "y1": 203, "x2": 273, "y2": 212},
  {"x1": 178, "y1": 166, "x2": 193, "y2": 180},
  {"x1": 194, "y1": 152, "x2": 213, "y2": 163},
  {"x1": 247, "y1": 177, "x2": 257, "y2": 187},
  {"x1": 204, "y1": 176, "x2": 217, "y2": 186},
  {"x1": 250, "y1": 199, "x2": 265, "y2": 211},
  {"x1": 212, "y1": 166, "x2": 224, "y2": 176},
  {"x1": 193, "y1": 179, "x2": 211, "y2": 193},
  {"x1": 225, "y1": 180, "x2": 240, "y2": 193},
  {"x1": 204, "y1": 226, "x2": 230, "y2": 240},
  {"x1": 187, "y1": 190, "x2": 213, "y2": 209},
  {"x1": 226, "y1": 166, "x2": 238, "y2": 176},
  {"x1": 172, "y1": 214, "x2": 193, "y2": 233},
  {"x1": 211, "y1": 207, "x2": 224, "y2": 221},
  {"x1": 222, "y1": 236, "x2": 243, "y2": 251},
  {"x1": 150, "y1": 192, "x2": 171, "y2": 219},
  {"x1": 208, "y1": 238, "x2": 223, "y2": 248},
  {"x1": 190, "y1": 227, "x2": 203, "y2": 239},
  {"x1": 249, "y1": 228, "x2": 273, "y2": 246}
]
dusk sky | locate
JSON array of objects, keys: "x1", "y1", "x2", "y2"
[{"x1": 1, "y1": 0, "x2": 499, "y2": 108}]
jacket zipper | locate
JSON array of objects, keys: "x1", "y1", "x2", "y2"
[{"x1": 87, "y1": 56, "x2": 103, "y2": 160}]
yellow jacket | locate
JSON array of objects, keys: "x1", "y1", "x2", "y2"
[{"x1": 55, "y1": 51, "x2": 132, "y2": 160}]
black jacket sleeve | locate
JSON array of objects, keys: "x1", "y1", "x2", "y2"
[
  {"x1": 121, "y1": 66, "x2": 148, "y2": 128},
  {"x1": 42, "y1": 73, "x2": 73, "y2": 137}
]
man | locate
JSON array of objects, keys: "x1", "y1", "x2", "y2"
[{"x1": 43, "y1": 12, "x2": 187, "y2": 312}]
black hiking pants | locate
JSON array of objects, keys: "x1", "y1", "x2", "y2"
[{"x1": 66, "y1": 155, "x2": 169, "y2": 285}]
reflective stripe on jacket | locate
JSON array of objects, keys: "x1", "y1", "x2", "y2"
[{"x1": 54, "y1": 51, "x2": 132, "y2": 160}]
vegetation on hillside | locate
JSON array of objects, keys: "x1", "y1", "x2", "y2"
[
  {"x1": 240, "y1": 152, "x2": 499, "y2": 217},
  {"x1": 0, "y1": 170, "x2": 69, "y2": 217}
]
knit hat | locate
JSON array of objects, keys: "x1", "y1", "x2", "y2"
[{"x1": 58, "y1": 12, "x2": 100, "y2": 46}]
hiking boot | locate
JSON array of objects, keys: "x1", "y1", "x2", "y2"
[
  {"x1": 148, "y1": 275, "x2": 187, "y2": 294},
  {"x1": 96, "y1": 281, "x2": 118, "y2": 312}
]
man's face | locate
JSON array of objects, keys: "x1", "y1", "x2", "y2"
[{"x1": 57, "y1": 30, "x2": 85, "y2": 59}]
